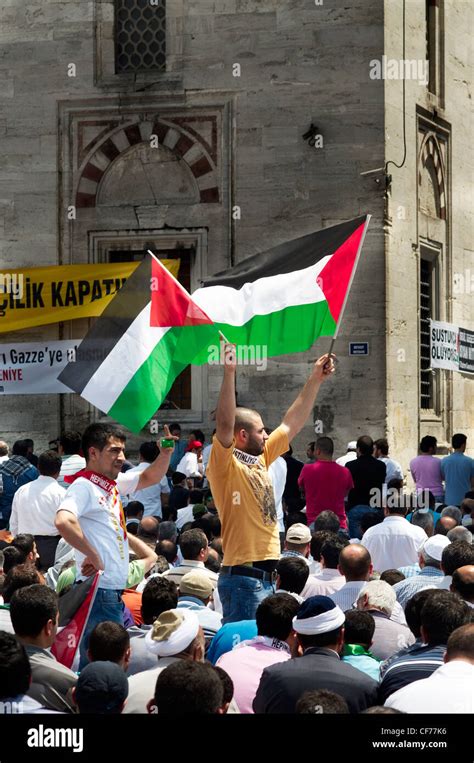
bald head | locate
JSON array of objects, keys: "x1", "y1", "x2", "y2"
[
  {"x1": 445, "y1": 623, "x2": 474, "y2": 664},
  {"x1": 139, "y1": 516, "x2": 160, "y2": 537},
  {"x1": 338, "y1": 544, "x2": 372, "y2": 581},
  {"x1": 451, "y1": 565, "x2": 474, "y2": 604},
  {"x1": 0, "y1": 441, "x2": 8, "y2": 457}
]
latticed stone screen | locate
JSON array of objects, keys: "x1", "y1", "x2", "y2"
[{"x1": 115, "y1": 0, "x2": 166, "y2": 73}]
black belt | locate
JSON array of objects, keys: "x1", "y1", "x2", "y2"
[{"x1": 220, "y1": 565, "x2": 276, "y2": 583}]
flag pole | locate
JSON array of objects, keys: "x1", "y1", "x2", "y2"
[{"x1": 326, "y1": 214, "x2": 371, "y2": 358}]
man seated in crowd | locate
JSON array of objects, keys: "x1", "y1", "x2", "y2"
[
  {"x1": 280, "y1": 523, "x2": 312, "y2": 564},
  {"x1": 177, "y1": 570, "x2": 222, "y2": 646},
  {"x1": 304, "y1": 536, "x2": 348, "y2": 597},
  {"x1": 0, "y1": 563, "x2": 43, "y2": 633},
  {"x1": 216, "y1": 594, "x2": 299, "y2": 713},
  {"x1": 356, "y1": 580, "x2": 415, "y2": 660},
  {"x1": 124, "y1": 609, "x2": 205, "y2": 713},
  {"x1": 73, "y1": 662, "x2": 128, "y2": 715},
  {"x1": 296, "y1": 689, "x2": 349, "y2": 714},
  {"x1": 392, "y1": 535, "x2": 450, "y2": 609},
  {"x1": 88, "y1": 622, "x2": 131, "y2": 671},
  {"x1": 276, "y1": 556, "x2": 309, "y2": 601},
  {"x1": 379, "y1": 589, "x2": 471, "y2": 702},
  {"x1": 385, "y1": 623, "x2": 474, "y2": 713},
  {"x1": 0, "y1": 631, "x2": 54, "y2": 714},
  {"x1": 127, "y1": 577, "x2": 178, "y2": 676},
  {"x1": 253, "y1": 597, "x2": 379, "y2": 713},
  {"x1": 150, "y1": 661, "x2": 224, "y2": 715},
  {"x1": 341, "y1": 609, "x2": 381, "y2": 681},
  {"x1": 451, "y1": 565, "x2": 474, "y2": 607},
  {"x1": 9, "y1": 584, "x2": 77, "y2": 712},
  {"x1": 163, "y1": 528, "x2": 218, "y2": 587}
]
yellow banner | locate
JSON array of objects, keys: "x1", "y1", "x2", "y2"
[{"x1": 0, "y1": 260, "x2": 180, "y2": 334}]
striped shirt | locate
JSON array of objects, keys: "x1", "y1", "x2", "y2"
[
  {"x1": 397, "y1": 563, "x2": 421, "y2": 578},
  {"x1": 379, "y1": 642, "x2": 446, "y2": 703},
  {"x1": 393, "y1": 567, "x2": 444, "y2": 609}
]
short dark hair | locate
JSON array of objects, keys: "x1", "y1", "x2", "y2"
[
  {"x1": 189, "y1": 489, "x2": 204, "y2": 504},
  {"x1": 157, "y1": 521, "x2": 177, "y2": 542},
  {"x1": 276, "y1": 557, "x2": 309, "y2": 595},
  {"x1": 0, "y1": 632, "x2": 31, "y2": 699},
  {"x1": 404, "y1": 588, "x2": 436, "y2": 638},
  {"x1": 360, "y1": 512, "x2": 383, "y2": 533},
  {"x1": 310, "y1": 531, "x2": 338, "y2": 562},
  {"x1": 2, "y1": 546, "x2": 28, "y2": 574},
  {"x1": 298, "y1": 626, "x2": 344, "y2": 650},
  {"x1": 452, "y1": 433, "x2": 467, "y2": 449},
  {"x1": 38, "y1": 450, "x2": 62, "y2": 477},
  {"x1": 296, "y1": 689, "x2": 349, "y2": 714},
  {"x1": 374, "y1": 438, "x2": 389, "y2": 456},
  {"x1": 2, "y1": 564, "x2": 41, "y2": 603},
  {"x1": 205, "y1": 547, "x2": 222, "y2": 574},
  {"x1": 357, "y1": 436, "x2": 374, "y2": 456},
  {"x1": 12, "y1": 440, "x2": 29, "y2": 457},
  {"x1": 10, "y1": 584, "x2": 58, "y2": 637},
  {"x1": 59, "y1": 431, "x2": 82, "y2": 455},
  {"x1": 11, "y1": 534, "x2": 35, "y2": 556},
  {"x1": 442, "y1": 541, "x2": 474, "y2": 576},
  {"x1": 81, "y1": 423, "x2": 126, "y2": 462},
  {"x1": 343, "y1": 609, "x2": 375, "y2": 646},
  {"x1": 451, "y1": 568, "x2": 474, "y2": 601},
  {"x1": 126, "y1": 501, "x2": 144, "y2": 519},
  {"x1": 420, "y1": 435, "x2": 437, "y2": 453},
  {"x1": 172, "y1": 471, "x2": 186, "y2": 486},
  {"x1": 315, "y1": 437, "x2": 334, "y2": 456},
  {"x1": 141, "y1": 577, "x2": 178, "y2": 625},
  {"x1": 88, "y1": 622, "x2": 130, "y2": 664},
  {"x1": 420, "y1": 590, "x2": 470, "y2": 645},
  {"x1": 154, "y1": 661, "x2": 223, "y2": 714},
  {"x1": 139, "y1": 441, "x2": 159, "y2": 463},
  {"x1": 169, "y1": 423, "x2": 181, "y2": 434},
  {"x1": 179, "y1": 529, "x2": 208, "y2": 560},
  {"x1": 380, "y1": 569, "x2": 405, "y2": 586},
  {"x1": 320, "y1": 537, "x2": 349, "y2": 569},
  {"x1": 213, "y1": 666, "x2": 234, "y2": 706},
  {"x1": 446, "y1": 623, "x2": 474, "y2": 660},
  {"x1": 256, "y1": 593, "x2": 300, "y2": 640},
  {"x1": 312, "y1": 511, "x2": 340, "y2": 534}
]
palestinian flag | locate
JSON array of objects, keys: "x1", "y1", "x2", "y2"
[
  {"x1": 191, "y1": 215, "x2": 370, "y2": 362},
  {"x1": 51, "y1": 572, "x2": 100, "y2": 670},
  {"x1": 58, "y1": 254, "x2": 216, "y2": 433}
]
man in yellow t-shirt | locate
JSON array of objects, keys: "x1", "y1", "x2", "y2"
[{"x1": 207, "y1": 343, "x2": 335, "y2": 623}]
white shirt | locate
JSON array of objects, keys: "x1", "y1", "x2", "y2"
[
  {"x1": 57, "y1": 470, "x2": 139, "y2": 590},
  {"x1": 124, "y1": 656, "x2": 179, "y2": 714},
  {"x1": 176, "y1": 452, "x2": 202, "y2": 479},
  {"x1": 58, "y1": 454, "x2": 86, "y2": 488},
  {"x1": 124, "y1": 462, "x2": 170, "y2": 518},
  {"x1": 268, "y1": 457, "x2": 287, "y2": 533},
  {"x1": 378, "y1": 456, "x2": 403, "y2": 483},
  {"x1": 302, "y1": 568, "x2": 346, "y2": 598},
  {"x1": 0, "y1": 454, "x2": 9, "y2": 464},
  {"x1": 385, "y1": 660, "x2": 474, "y2": 713},
  {"x1": 336, "y1": 452, "x2": 357, "y2": 467},
  {"x1": 176, "y1": 504, "x2": 195, "y2": 530},
  {"x1": 202, "y1": 444, "x2": 213, "y2": 474},
  {"x1": 10, "y1": 476, "x2": 66, "y2": 536},
  {"x1": 361, "y1": 515, "x2": 427, "y2": 573}
]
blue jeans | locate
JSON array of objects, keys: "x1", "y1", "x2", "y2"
[
  {"x1": 218, "y1": 573, "x2": 275, "y2": 624},
  {"x1": 79, "y1": 588, "x2": 124, "y2": 670},
  {"x1": 347, "y1": 505, "x2": 382, "y2": 540}
]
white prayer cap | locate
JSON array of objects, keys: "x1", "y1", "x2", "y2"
[
  {"x1": 145, "y1": 609, "x2": 199, "y2": 656},
  {"x1": 293, "y1": 596, "x2": 345, "y2": 635}
]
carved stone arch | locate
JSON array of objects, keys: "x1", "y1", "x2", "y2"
[
  {"x1": 418, "y1": 133, "x2": 446, "y2": 220},
  {"x1": 75, "y1": 119, "x2": 220, "y2": 208}
]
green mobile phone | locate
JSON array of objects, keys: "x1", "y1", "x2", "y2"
[{"x1": 160, "y1": 438, "x2": 175, "y2": 448}]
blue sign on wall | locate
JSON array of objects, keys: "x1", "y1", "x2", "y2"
[{"x1": 349, "y1": 342, "x2": 369, "y2": 356}]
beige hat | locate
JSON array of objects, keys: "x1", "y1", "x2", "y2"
[
  {"x1": 145, "y1": 609, "x2": 199, "y2": 656},
  {"x1": 286, "y1": 523, "x2": 312, "y2": 544},
  {"x1": 179, "y1": 570, "x2": 215, "y2": 599}
]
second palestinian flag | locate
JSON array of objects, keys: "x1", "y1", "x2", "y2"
[
  {"x1": 191, "y1": 215, "x2": 370, "y2": 362},
  {"x1": 58, "y1": 254, "x2": 217, "y2": 433}
]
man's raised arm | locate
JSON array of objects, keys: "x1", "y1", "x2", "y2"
[
  {"x1": 281, "y1": 354, "x2": 335, "y2": 443},
  {"x1": 215, "y1": 343, "x2": 237, "y2": 448},
  {"x1": 135, "y1": 424, "x2": 176, "y2": 491}
]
